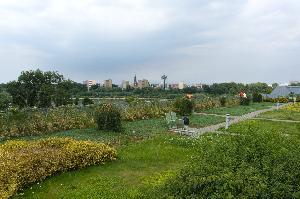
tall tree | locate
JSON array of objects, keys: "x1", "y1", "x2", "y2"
[{"x1": 7, "y1": 69, "x2": 72, "y2": 108}]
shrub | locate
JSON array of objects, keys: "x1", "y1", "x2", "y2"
[
  {"x1": 173, "y1": 97, "x2": 194, "y2": 116},
  {"x1": 95, "y1": 103, "x2": 122, "y2": 132},
  {"x1": 83, "y1": 97, "x2": 94, "y2": 106},
  {"x1": 240, "y1": 97, "x2": 251, "y2": 106},
  {"x1": 194, "y1": 99, "x2": 221, "y2": 112},
  {"x1": 0, "y1": 92, "x2": 12, "y2": 111},
  {"x1": 276, "y1": 97, "x2": 289, "y2": 103},
  {"x1": 0, "y1": 138, "x2": 116, "y2": 199},
  {"x1": 161, "y1": 131, "x2": 300, "y2": 198},
  {"x1": 122, "y1": 101, "x2": 172, "y2": 121},
  {"x1": 0, "y1": 107, "x2": 95, "y2": 140},
  {"x1": 252, "y1": 92, "x2": 263, "y2": 103},
  {"x1": 219, "y1": 96, "x2": 227, "y2": 106}
]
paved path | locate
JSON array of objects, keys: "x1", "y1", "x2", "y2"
[{"x1": 171, "y1": 103, "x2": 291, "y2": 138}]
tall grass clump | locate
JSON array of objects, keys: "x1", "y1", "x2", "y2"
[{"x1": 173, "y1": 97, "x2": 194, "y2": 116}]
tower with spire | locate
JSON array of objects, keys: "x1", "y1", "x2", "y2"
[{"x1": 134, "y1": 74, "x2": 138, "y2": 88}]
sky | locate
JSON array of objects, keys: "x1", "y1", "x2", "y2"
[{"x1": 0, "y1": 0, "x2": 299, "y2": 84}]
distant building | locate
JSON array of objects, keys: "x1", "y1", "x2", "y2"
[
  {"x1": 193, "y1": 84, "x2": 203, "y2": 89},
  {"x1": 138, "y1": 79, "x2": 150, "y2": 89},
  {"x1": 169, "y1": 84, "x2": 179, "y2": 89},
  {"x1": 121, "y1": 80, "x2": 130, "y2": 90},
  {"x1": 83, "y1": 80, "x2": 97, "y2": 90},
  {"x1": 104, "y1": 79, "x2": 112, "y2": 89},
  {"x1": 178, "y1": 82, "x2": 187, "y2": 90},
  {"x1": 265, "y1": 86, "x2": 300, "y2": 98},
  {"x1": 151, "y1": 84, "x2": 160, "y2": 89}
]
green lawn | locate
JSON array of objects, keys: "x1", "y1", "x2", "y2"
[
  {"x1": 223, "y1": 119, "x2": 300, "y2": 136},
  {"x1": 9, "y1": 107, "x2": 300, "y2": 198},
  {"x1": 13, "y1": 134, "x2": 196, "y2": 199},
  {"x1": 189, "y1": 114, "x2": 225, "y2": 128},
  {"x1": 200, "y1": 102, "x2": 274, "y2": 116},
  {"x1": 258, "y1": 109, "x2": 300, "y2": 121}
]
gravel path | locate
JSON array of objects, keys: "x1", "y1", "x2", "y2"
[
  {"x1": 170, "y1": 103, "x2": 291, "y2": 138},
  {"x1": 192, "y1": 103, "x2": 291, "y2": 137}
]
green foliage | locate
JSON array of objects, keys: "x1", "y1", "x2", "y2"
[
  {"x1": 95, "y1": 103, "x2": 123, "y2": 132},
  {"x1": 6, "y1": 69, "x2": 73, "y2": 108},
  {"x1": 83, "y1": 97, "x2": 94, "y2": 106},
  {"x1": 264, "y1": 97, "x2": 289, "y2": 103},
  {"x1": 74, "y1": 97, "x2": 79, "y2": 105},
  {"x1": 252, "y1": 92, "x2": 263, "y2": 103},
  {"x1": 173, "y1": 97, "x2": 194, "y2": 116},
  {"x1": 0, "y1": 107, "x2": 95, "y2": 140},
  {"x1": 0, "y1": 92, "x2": 12, "y2": 111},
  {"x1": 0, "y1": 137, "x2": 116, "y2": 199},
  {"x1": 161, "y1": 131, "x2": 300, "y2": 198},
  {"x1": 219, "y1": 96, "x2": 227, "y2": 106},
  {"x1": 240, "y1": 97, "x2": 251, "y2": 106},
  {"x1": 122, "y1": 101, "x2": 172, "y2": 121}
]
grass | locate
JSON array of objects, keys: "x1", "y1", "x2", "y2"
[
  {"x1": 189, "y1": 114, "x2": 225, "y2": 128},
  {"x1": 9, "y1": 107, "x2": 299, "y2": 198},
  {"x1": 223, "y1": 119, "x2": 300, "y2": 136},
  {"x1": 5, "y1": 115, "x2": 224, "y2": 198},
  {"x1": 258, "y1": 109, "x2": 300, "y2": 121},
  {"x1": 13, "y1": 134, "x2": 196, "y2": 199},
  {"x1": 201, "y1": 102, "x2": 274, "y2": 116}
]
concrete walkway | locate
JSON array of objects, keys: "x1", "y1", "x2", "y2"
[{"x1": 171, "y1": 103, "x2": 291, "y2": 138}]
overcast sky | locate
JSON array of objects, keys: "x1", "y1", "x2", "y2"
[{"x1": 0, "y1": 0, "x2": 299, "y2": 84}]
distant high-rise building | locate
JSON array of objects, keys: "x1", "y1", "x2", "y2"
[
  {"x1": 121, "y1": 80, "x2": 130, "y2": 90},
  {"x1": 83, "y1": 80, "x2": 97, "y2": 90},
  {"x1": 178, "y1": 82, "x2": 186, "y2": 90},
  {"x1": 104, "y1": 79, "x2": 112, "y2": 89},
  {"x1": 138, "y1": 79, "x2": 150, "y2": 89}
]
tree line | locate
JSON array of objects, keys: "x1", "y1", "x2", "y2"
[{"x1": 0, "y1": 69, "x2": 277, "y2": 110}]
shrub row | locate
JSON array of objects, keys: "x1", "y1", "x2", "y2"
[
  {"x1": 122, "y1": 101, "x2": 172, "y2": 121},
  {"x1": 194, "y1": 97, "x2": 240, "y2": 112},
  {"x1": 284, "y1": 102, "x2": 300, "y2": 112},
  {"x1": 264, "y1": 97, "x2": 289, "y2": 103},
  {"x1": 0, "y1": 107, "x2": 95, "y2": 139},
  {"x1": 0, "y1": 137, "x2": 116, "y2": 199}
]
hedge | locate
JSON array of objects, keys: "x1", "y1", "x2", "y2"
[{"x1": 0, "y1": 138, "x2": 116, "y2": 198}]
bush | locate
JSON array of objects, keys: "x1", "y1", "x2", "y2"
[
  {"x1": 0, "y1": 107, "x2": 95, "y2": 140},
  {"x1": 0, "y1": 138, "x2": 116, "y2": 199},
  {"x1": 276, "y1": 97, "x2": 289, "y2": 103},
  {"x1": 161, "y1": 131, "x2": 300, "y2": 198},
  {"x1": 0, "y1": 92, "x2": 12, "y2": 111},
  {"x1": 122, "y1": 101, "x2": 172, "y2": 121},
  {"x1": 95, "y1": 103, "x2": 122, "y2": 132},
  {"x1": 173, "y1": 97, "x2": 194, "y2": 116},
  {"x1": 219, "y1": 96, "x2": 227, "y2": 106},
  {"x1": 252, "y1": 92, "x2": 263, "y2": 103},
  {"x1": 83, "y1": 97, "x2": 94, "y2": 106},
  {"x1": 240, "y1": 97, "x2": 251, "y2": 106}
]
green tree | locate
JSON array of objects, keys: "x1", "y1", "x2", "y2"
[{"x1": 6, "y1": 69, "x2": 72, "y2": 108}]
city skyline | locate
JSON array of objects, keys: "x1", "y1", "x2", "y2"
[{"x1": 0, "y1": 1, "x2": 300, "y2": 84}]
